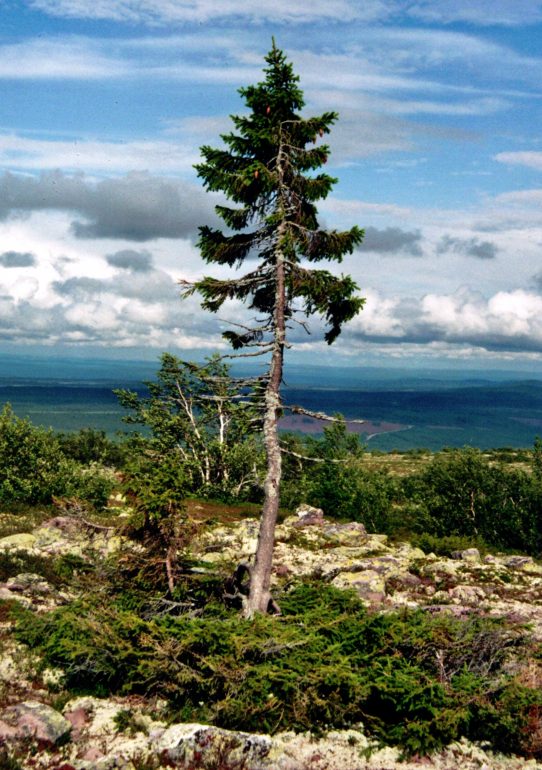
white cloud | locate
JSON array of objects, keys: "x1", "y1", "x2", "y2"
[
  {"x1": 333, "y1": 286, "x2": 542, "y2": 356},
  {"x1": 495, "y1": 189, "x2": 542, "y2": 206},
  {"x1": 407, "y1": 0, "x2": 542, "y2": 27},
  {"x1": 322, "y1": 198, "x2": 413, "y2": 219},
  {"x1": 0, "y1": 135, "x2": 197, "y2": 175},
  {"x1": 8, "y1": 277, "x2": 40, "y2": 302},
  {"x1": 421, "y1": 289, "x2": 489, "y2": 335},
  {"x1": 30, "y1": 0, "x2": 542, "y2": 29},
  {"x1": 347, "y1": 290, "x2": 404, "y2": 337},
  {"x1": 64, "y1": 301, "x2": 121, "y2": 331},
  {"x1": 495, "y1": 152, "x2": 542, "y2": 172},
  {"x1": 380, "y1": 96, "x2": 508, "y2": 117},
  {"x1": 0, "y1": 38, "x2": 129, "y2": 79},
  {"x1": 419, "y1": 288, "x2": 542, "y2": 349},
  {"x1": 121, "y1": 299, "x2": 168, "y2": 325},
  {"x1": 30, "y1": 0, "x2": 392, "y2": 24},
  {"x1": 291, "y1": 50, "x2": 437, "y2": 94},
  {"x1": 487, "y1": 290, "x2": 542, "y2": 332}
]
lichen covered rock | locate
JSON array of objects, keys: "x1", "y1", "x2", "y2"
[{"x1": 1, "y1": 700, "x2": 71, "y2": 746}]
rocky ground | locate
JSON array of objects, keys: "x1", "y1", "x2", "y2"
[{"x1": 1, "y1": 505, "x2": 541, "y2": 769}]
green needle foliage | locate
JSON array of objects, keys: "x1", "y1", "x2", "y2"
[
  {"x1": 190, "y1": 41, "x2": 364, "y2": 343},
  {"x1": 184, "y1": 41, "x2": 365, "y2": 614},
  {"x1": 16, "y1": 582, "x2": 541, "y2": 757}
]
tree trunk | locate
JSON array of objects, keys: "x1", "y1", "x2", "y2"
[{"x1": 245, "y1": 229, "x2": 286, "y2": 617}]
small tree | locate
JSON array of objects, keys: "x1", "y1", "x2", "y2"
[
  {"x1": 115, "y1": 353, "x2": 260, "y2": 499},
  {"x1": 184, "y1": 42, "x2": 365, "y2": 615}
]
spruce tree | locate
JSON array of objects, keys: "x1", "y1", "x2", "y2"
[{"x1": 184, "y1": 42, "x2": 365, "y2": 615}]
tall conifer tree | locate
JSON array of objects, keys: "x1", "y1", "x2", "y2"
[{"x1": 184, "y1": 42, "x2": 365, "y2": 615}]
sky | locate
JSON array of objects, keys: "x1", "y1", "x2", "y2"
[{"x1": 1, "y1": 0, "x2": 542, "y2": 370}]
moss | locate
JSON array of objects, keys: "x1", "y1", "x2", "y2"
[
  {"x1": 0, "y1": 549, "x2": 93, "y2": 587},
  {"x1": 0, "y1": 506, "x2": 55, "y2": 539}
]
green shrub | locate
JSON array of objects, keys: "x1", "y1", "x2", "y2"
[
  {"x1": 115, "y1": 354, "x2": 263, "y2": 502},
  {"x1": 403, "y1": 448, "x2": 542, "y2": 555},
  {"x1": 0, "y1": 405, "x2": 117, "y2": 510},
  {"x1": 62, "y1": 461, "x2": 117, "y2": 510},
  {"x1": 57, "y1": 428, "x2": 127, "y2": 466},
  {"x1": 16, "y1": 582, "x2": 541, "y2": 757},
  {"x1": 411, "y1": 533, "x2": 486, "y2": 558},
  {"x1": 280, "y1": 420, "x2": 399, "y2": 529},
  {"x1": 0, "y1": 405, "x2": 70, "y2": 504},
  {"x1": 307, "y1": 463, "x2": 397, "y2": 529}
]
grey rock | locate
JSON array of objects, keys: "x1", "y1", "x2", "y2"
[
  {"x1": 0, "y1": 586, "x2": 31, "y2": 607},
  {"x1": 294, "y1": 504, "x2": 324, "y2": 526},
  {"x1": 2, "y1": 700, "x2": 71, "y2": 745},
  {"x1": 0, "y1": 533, "x2": 37, "y2": 550},
  {"x1": 155, "y1": 722, "x2": 272, "y2": 766},
  {"x1": 7, "y1": 572, "x2": 54, "y2": 596},
  {"x1": 504, "y1": 555, "x2": 535, "y2": 569},
  {"x1": 323, "y1": 521, "x2": 367, "y2": 546},
  {"x1": 452, "y1": 548, "x2": 481, "y2": 563}
]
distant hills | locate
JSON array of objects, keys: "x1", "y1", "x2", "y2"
[{"x1": 0, "y1": 353, "x2": 541, "y2": 449}]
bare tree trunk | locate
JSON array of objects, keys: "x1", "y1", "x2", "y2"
[{"x1": 245, "y1": 229, "x2": 286, "y2": 617}]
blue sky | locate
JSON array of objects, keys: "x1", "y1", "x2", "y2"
[{"x1": 1, "y1": 0, "x2": 542, "y2": 369}]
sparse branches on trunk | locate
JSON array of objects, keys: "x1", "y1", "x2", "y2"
[{"x1": 186, "y1": 41, "x2": 365, "y2": 615}]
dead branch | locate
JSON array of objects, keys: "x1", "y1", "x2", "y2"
[
  {"x1": 286, "y1": 404, "x2": 365, "y2": 424},
  {"x1": 279, "y1": 445, "x2": 350, "y2": 464}
]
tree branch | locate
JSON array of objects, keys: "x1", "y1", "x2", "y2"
[
  {"x1": 285, "y1": 404, "x2": 365, "y2": 424},
  {"x1": 279, "y1": 444, "x2": 351, "y2": 464}
]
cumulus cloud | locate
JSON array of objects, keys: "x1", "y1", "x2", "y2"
[
  {"x1": 35, "y1": 255, "x2": 224, "y2": 348},
  {"x1": 437, "y1": 235, "x2": 498, "y2": 260},
  {"x1": 53, "y1": 277, "x2": 108, "y2": 299},
  {"x1": 0, "y1": 251, "x2": 36, "y2": 267},
  {"x1": 362, "y1": 226, "x2": 423, "y2": 256},
  {"x1": 53, "y1": 262, "x2": 178, "y2": 304},
  {"x1": 344, "y1": 287, "x2": 542, "y2": 353},
  {"x1": 4, "y1": 248, "x2": 542, "y2": 355},
  {"x1": 0, "y1": 171, "x2": 215, "y2": 241}
]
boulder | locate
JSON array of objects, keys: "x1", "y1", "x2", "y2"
[
  {"x1": 452, "y1": 548, "x2": 481, "y2": 564},
  {"x1": 334, "y1": 569, "x2": 387, "y2": 602},
  {"x1": 322, "y1": 521, "x2": 367, "y2": 547},
  {"x1": 0, "y1": 533, "x2": 37, "y2": 550},
  {"x1": 7, "y1": 572, "x2": 54, "y2": 596},
  {"x1": 448, "y1": 584, "x2": 487, "y2": 604},
  {"x1": 63, "y1": 696, "x2": 125, "y2": 737},
  {"x1": 294, "y1": 504, "x2": 325, "y2": 526},
  {"x1": 503, "y1": 555, "x2": 542, "y2": 574},
  {"x1": 393, "y1": 543, "x2": 426, "y2": 562},
  {"x1": 155, "y1": 722, "x2": 272, "y2": 766},
  {"x1": 421, "y1": 559, "x2": 459, "y2": 578},
  {"x1": 1, "y1": 700, "x2": 71, "y2": 746},
  {"x1": 0, "y1": 586, "x2": 31, "y2": 607}
]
